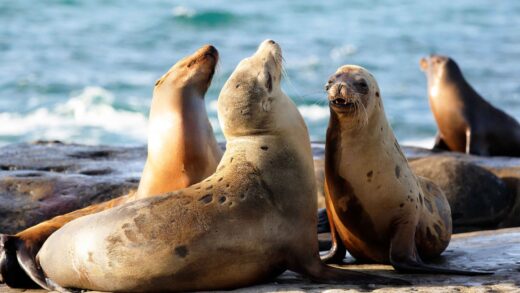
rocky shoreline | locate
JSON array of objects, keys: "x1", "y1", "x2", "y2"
[
  {"x1": 2, "y1": 141, "x2": 519, "y2": 234},
  {"x1": 1, "y1": 140, "x2": 520, "y2": 292}
]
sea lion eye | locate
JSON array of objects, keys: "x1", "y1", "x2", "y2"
[
  {"x1": 354, "y1": 80, "x2": 368, "y2": 88},
  {"x1": 266, "y1": 72, "x2": 273, "y2": 93},
  {"x1": 354, "y1": 79, "x2": 369, "y2": 94}
]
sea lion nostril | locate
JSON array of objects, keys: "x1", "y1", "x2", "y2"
[
  {"x1": 204, "y1": 46, "x2": 218, "y2": 58},
  {"x1": 268, "y1": 40, "x2": 275, "y2": 45}
]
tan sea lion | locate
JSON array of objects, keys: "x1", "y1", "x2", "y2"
[
  {"x1": 420, "y1": 54, "x2": 520, "y2": 156},
  {"x1": 0, "y1": 45, "x2": 222, "y2": 288},
  {"x1": 321, "y1": 65, "x2": 490, "y2": 275},
  {"x1": 30, "y1": 40, "x2": 406, "y2": 292}
]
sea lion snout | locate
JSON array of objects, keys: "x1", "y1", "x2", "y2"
[
  {"x1": 326, "y1": 72, "x2": 370, "y2": 112},
  {"x1": 419, "y1": 54, "x2": 450, "y2": 72},
  {"x1": 198, "y1": 44, "x2": 219, "y2": 61},
  {"x1": 256, "y1": 39, "x2": 282, "y2": 66}
]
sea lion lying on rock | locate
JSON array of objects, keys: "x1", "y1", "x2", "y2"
[
  {"x1": 29, "y1": 40, "x2": 407, "y2": 292},
  {"x1": 0, "y1": 45, "x2": 222, "y2": 288}
]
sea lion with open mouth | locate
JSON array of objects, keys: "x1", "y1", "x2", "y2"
[
  {"x1": 29, "y1": 41, "x2": 407, "y2": 292},
  {"x1": 321, "y1": 65, "x2": 491, "y2": 276}
]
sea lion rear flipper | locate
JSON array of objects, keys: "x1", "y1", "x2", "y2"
[
  {"x1": 389, "y1": 229, "x2": 493, "y2": 276},
  {"x1": 391, "y1": 259, "x2": 493, "y2": 276},
  {"x1": 293, "y1": 258, "x2": 410, "y2": 286},
  {"x1": 16, "y1": 246, "x2": 77, "y2": 292},
  {"x1": 15, "y1": 244, "x2": 54, "y2": 290},
  {"x1": 0, "y1": 235, "x2": 39, "y2": 288}
]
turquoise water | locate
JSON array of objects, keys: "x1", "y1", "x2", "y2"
[{"x1": 1, "y1": 0, "x2": 519, "y2": 146}]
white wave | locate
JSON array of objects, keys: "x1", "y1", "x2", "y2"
[
  {"x1": 401, "y1": 137, "x2": 435, "y2": 148},
  {"x1": 0, "y1": 87, "x2": 149, "y2": 145},
  {"x1": 330, "y1": 44, "x2": 357, "y2": 61},
  {"x1": 298, "y1": 105, "x2": 329, "y2": 122},
  {"x1": 172, "y1": 6, "x2": 196, "y2": 18}
]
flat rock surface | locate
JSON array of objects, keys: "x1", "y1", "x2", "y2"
[
  {"x1": 0, "y1": 141, "x2": 144, "y2": 233},
  {"x1": 2, "y1": 141, "x2": 520, "y2": 232},
  {"x1": 2, "y1": 141, "x2": 520, "y2": 291},
  {"x1": 1, "y1": 227, "x2": 519, "y2": 292}
]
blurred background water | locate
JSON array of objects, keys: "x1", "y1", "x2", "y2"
[{"x1": 1, "y1": 0, "x2": 519, "y2": 147}]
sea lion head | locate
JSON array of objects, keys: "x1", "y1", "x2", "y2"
[
  {"x1": 419, "y1": 54, "x2": 463, "y2": 85},
  {"x1": 218, "y1": 39, "x2": 285, "y2": 138},
  {"x1": 325, "y1": 65, "x2": 380, "y2": 128},
  {"x1": 154, "y1": 44, "x2": 218, "y2": 97}
]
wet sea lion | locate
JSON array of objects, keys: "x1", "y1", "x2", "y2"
[
  {"x1": 321, "y1": 65, "x2": 490, "y2": 275},
  {"x1": 31, "y1": 40, "x2": 406, "y2": 292},
  {"x1": 420, "y1": 54, "x2": 520, "y2": 157},
  {"x1": 0, "y1": 45, "x2": 222, "y2": 288}
]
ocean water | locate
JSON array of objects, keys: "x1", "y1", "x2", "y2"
[{"x1": 1, "y1": 0, "x2": 520, "y2": 147}]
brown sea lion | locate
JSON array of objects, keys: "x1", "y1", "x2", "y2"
[
  {"x1": 420, "y1": 54, "x2": 520, "y2": 156},
  {"x1": 321, "y1": 65, "x2": 491, "y2": 275},
  {"x1": 0, "y1": 45, "x2": 223, "y2": 288},
  {"x1": 31, "y1": 40, "x2": 406, "y2": 292}
]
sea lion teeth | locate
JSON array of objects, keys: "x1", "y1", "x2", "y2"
[
  {"x1": 32, "y1": 41, "x2": 407, "y2": 292},
  {"x1": 321, "y1": 64, "x2": 492, "y2": 276}
]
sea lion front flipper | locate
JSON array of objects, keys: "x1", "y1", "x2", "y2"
[
  {"x1": 432, "y1": 133, "x2": 450, "y2": 151},
  {"x1": 320, "y1": 184, "x2": 347, "y2": 263},
  {"x1": 389, "y1": 225, "x2": 492, "y2": 276},
  {"x1": 320, "y1": 207, "x2": 347, "y2": 264}
]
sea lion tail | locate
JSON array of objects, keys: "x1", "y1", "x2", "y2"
[{"x1": 0, "y1": 234, "x2": 39, "y2": 288}]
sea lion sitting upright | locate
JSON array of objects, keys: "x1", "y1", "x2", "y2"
[
  {"x1": 0, "y1": 45, "x2": 223, "y2": 289},
  {"x1": 420, "y1": 54, "x2": 520, "y2": 156},
  {"x1": 322, "y1": 65, "x2": 490, "y2": 275},
  {"x1": 32, "y1": 40, "x2": 406, "y2": 292}
]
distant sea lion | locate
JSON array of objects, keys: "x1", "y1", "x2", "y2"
[
  {"x1": 32, "y1": 40, "x2": 406, "y2": 292},
  {"x1": 321, "y1": 65, "x2": 490, "y2": 275},
  {"x1": 420, "y1": 54, "x2": 520, "y2": 157},
  {"x1": 0, "y1": 45, "x2": 222, "y2": 288}
]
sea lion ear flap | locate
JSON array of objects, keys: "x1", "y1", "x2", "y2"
[{"x1": 419, "y1": 58, "x2": 428, "y2": 71}]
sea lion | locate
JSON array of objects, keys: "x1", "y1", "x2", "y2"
[
  {"x1": 31, "y1": 40, "x2": 406, "y2": 292},
  {"x1": 0, "y1": 45, "x2": 223, "y2": 288},
  {"x1": 420, "y1": 54, "x2": 520, "y2": 157},
  {"x1": 321, "y1": 65, "x2": 490, "y2": 275}
]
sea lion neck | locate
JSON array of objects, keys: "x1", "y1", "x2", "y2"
[{"x1": 328, "y1": 102, "x2": 386, "y2": 146}]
